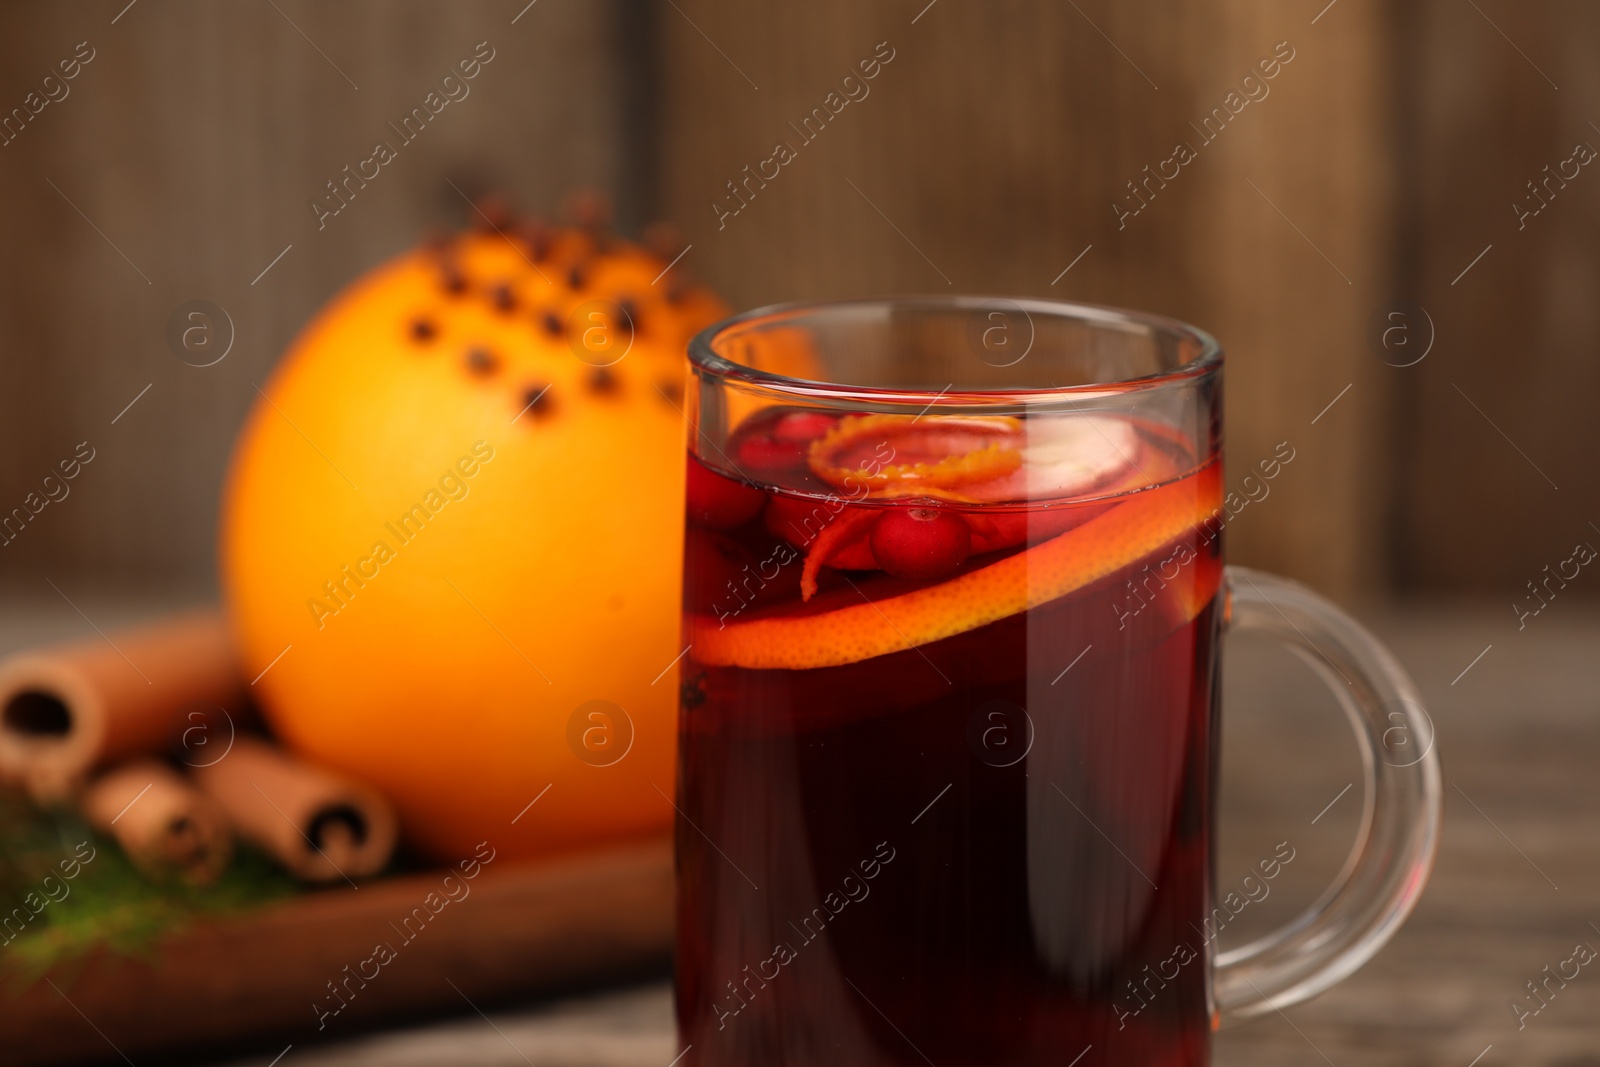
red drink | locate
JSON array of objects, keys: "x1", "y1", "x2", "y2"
[{"x1": 677, "y1": 407, "x2": 1224, "y2": 1066}]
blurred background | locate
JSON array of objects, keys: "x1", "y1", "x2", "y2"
[
  {"x1": 0, "y1": 1, "x2": 1595, "y2": 1064},
  {"x1": 2, "y1": 0, "x2": 1596, "y2": 602}
]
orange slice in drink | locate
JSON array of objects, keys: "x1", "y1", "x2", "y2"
[
  {"x1": 798, "y1": 508, "x2": 879, "y2": 599},
  {"x1": 688, "y1": 460, "x2": 1221, "y2": 670},
  {"x1": 808, "y1": 414, "x2": 1023, "y2": 492},
  {"x1": 778, "y1": 413, "x2": 1162, "y2": 585},
  {"x1": 961, "y1": 415, "x2": 1146, "y2": 502}
]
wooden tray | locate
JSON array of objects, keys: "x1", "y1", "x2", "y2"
[{"x1": 2, "y1": 838, "x2": 673, "y2": 1066}]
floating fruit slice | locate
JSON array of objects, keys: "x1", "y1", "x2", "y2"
[
  {"x1": 769, "y1": 422, "x2": 1179, "y2": 589},
  {"x1": 806, "y1": 411, "x2": 1149, "y2": 510},
  {"x1": 799, "y1": 509, "x2": 879, "y2": 599},
  {"x1": 961, "y1": 415, "x2": 1145, "y2": 502},
  {"x1": 687, "y1": 462, "x2": 1220, "y2": 671},
  {"x1": 957, "y1": 440, "x2": 1180, "y2": 553},
  {"x1": 809, "y1": 414, "x2": 1023, "y2": 492}
]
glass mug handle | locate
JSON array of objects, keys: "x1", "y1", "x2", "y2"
[{"x1": 1213, "y1": 567, "x2": 1443, "y2": 1024}]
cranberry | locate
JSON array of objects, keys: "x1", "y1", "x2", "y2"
[
  {"x1": 771, "y1": 411, "x2": 837, "y2": 442},
  {"x1": 870, "y1": 507, "x2": 972, "y2": 581},
  {"x1": 731, "y1": 409, "x2": 838, "y2": 474},
  {"x1": 686, "y1": 458, "x2": 765, "y2": 528}
]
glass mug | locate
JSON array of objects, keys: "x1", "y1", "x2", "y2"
[{"x1": 674, "y1": 297, "x2": 1441, "y2": 1066}]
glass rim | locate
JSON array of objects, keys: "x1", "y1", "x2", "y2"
[{"x1": 687, "y1": 294, "x2": 1223, "y2": 405}]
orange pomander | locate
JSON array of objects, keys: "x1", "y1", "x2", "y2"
[{"x1": 221, "y1": 210, "x2": 725, "y2": 863}]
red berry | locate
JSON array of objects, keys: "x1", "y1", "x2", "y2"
[
  {"x1": 730, "y1": 409, "x2": 837, "y2": 474},
  {"x1": 686, "y1": 458, "x2": 766, "y2": 528},
  {"x1": 870, "y1": 507, "x2": 972, "y2": 582},
  {"x1": 771, "y1": 411, "x2": 837, "y2": 442}
]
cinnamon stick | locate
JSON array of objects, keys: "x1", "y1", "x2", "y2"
[
  {"x1": 0, "y1": 610, "x2": 241, "y2": 802},
  {"x1": 192, "y1": 739, "x2": 397, "y2": 882},
  {"x1": 81, "y1": 761, "x2": 233, "y2": 885}
]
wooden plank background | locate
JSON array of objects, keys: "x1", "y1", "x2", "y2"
[
  {"x1": 0, "y1": 0, "x2": 634, "y2": 595},
  {"x1": 654, "y1": 0, "x2": 1398, "y2": 599},
  {"x1": 1396, "y1": 0, "x2": 1600, "y2": 596},
  {"x1": 0, "y1": 0, "x2": 1593, "y2": 601}
]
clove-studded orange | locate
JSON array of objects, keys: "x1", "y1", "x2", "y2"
[{"x1": 221, "y1": 211, "x2": 725, "y2": 863}]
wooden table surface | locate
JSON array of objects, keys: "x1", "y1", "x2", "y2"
[{"x1": 8, "y1": 597, "x2": 1594, "y2": 1065}]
